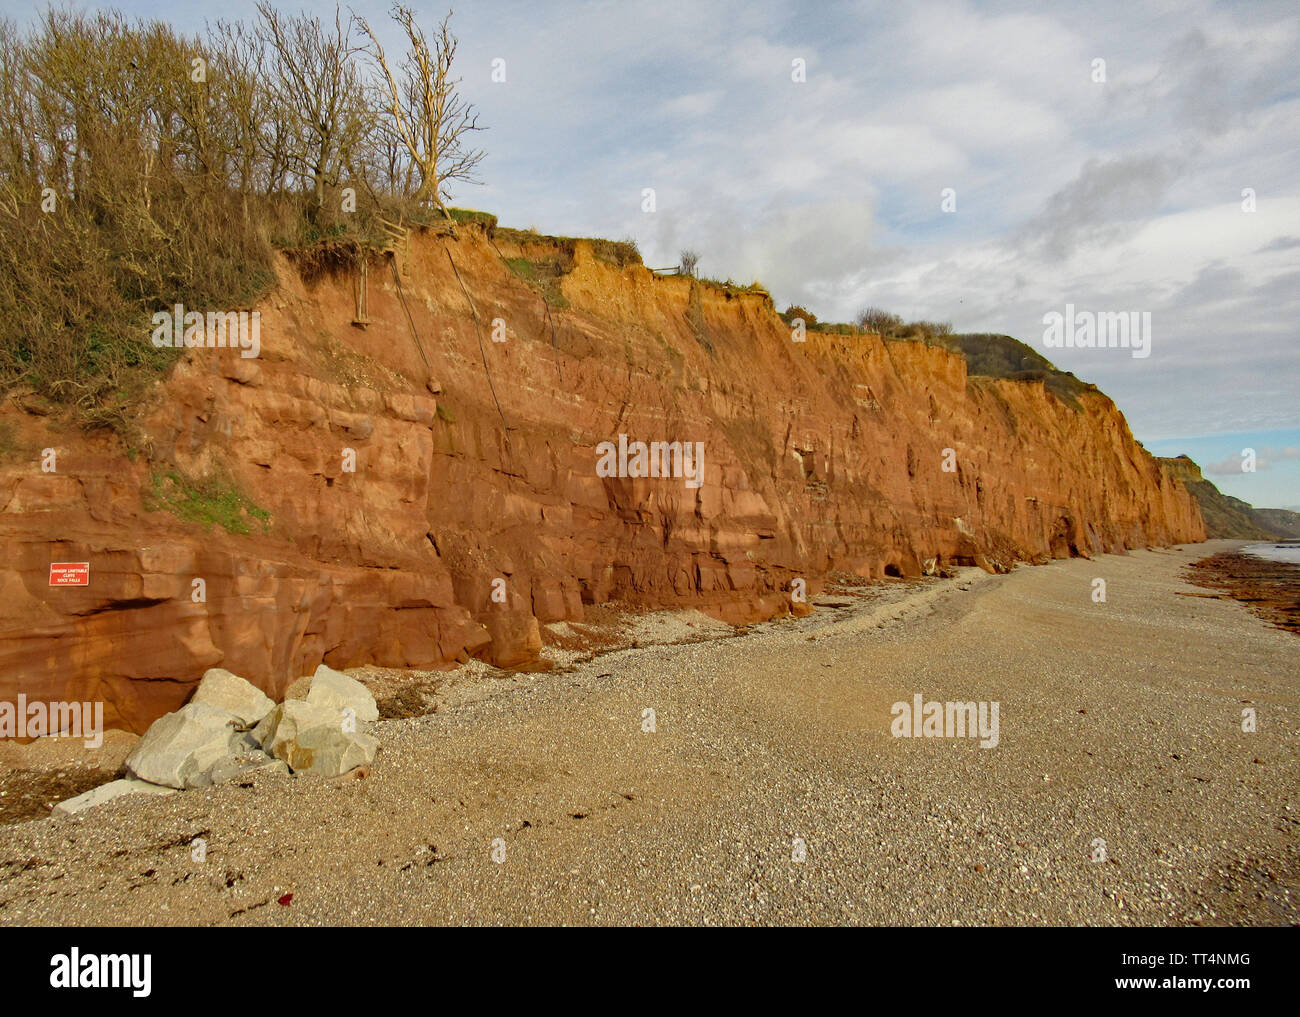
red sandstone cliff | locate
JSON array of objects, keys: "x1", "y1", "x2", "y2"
[{"x1": 0, "y1": 224, "x2": 1205, "y2": 731}]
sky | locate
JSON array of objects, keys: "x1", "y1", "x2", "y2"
[{"x1": 7, "y1": 0, "x2": 1298, "y2": 508}]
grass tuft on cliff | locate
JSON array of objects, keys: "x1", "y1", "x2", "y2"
[
  {"x1": 698, "y1": 276, "x2": 769, "y2": 297},
  {"x1": 495, "y1": 227, "x2": 642, "y2": 269},
  {"x1": 503, "y1": 257, "x2": 571, "y2": 308},
  {"x1": 144, "y1": 470, "x2": 271, "y2": 536},
  {"x1": 446, "y1": 207, "x2": 499, "y2": 230}
]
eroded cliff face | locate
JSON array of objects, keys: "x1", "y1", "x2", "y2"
[{"x1": 0, "y1": 225, "x2": 1205, "y2": 731}]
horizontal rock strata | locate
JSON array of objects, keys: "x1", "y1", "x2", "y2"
[{"x1": 0, "y1": 226, "x2": 1204, "y2": 731}]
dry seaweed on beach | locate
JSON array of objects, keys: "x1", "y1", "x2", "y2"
[{"x1": 1184, "y1": 550, "x2": 1300, "y2": 635}]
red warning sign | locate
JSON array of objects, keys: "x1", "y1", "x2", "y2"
[{"x1": 49, "y1": 562, "x2": 90, "y2": 586}]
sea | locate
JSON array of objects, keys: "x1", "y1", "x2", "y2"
[{"x1": 1241, "y1": 540, "x2": 1300, "y2": 565}]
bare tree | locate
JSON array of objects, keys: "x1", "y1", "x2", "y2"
[
  {"x1": 254, "y1": 2, "x2": 367, "y2": 212},
  {"x1": 354, "y1": 5, "x2": 484, "y2": 214},
  {"x1": 855, "y1": 306, "x2": 902, "y2": 336},
  {"x1": 0, "y1": 19, "x2": 36, "y2": 190},
  {"x1": 678, "y1": 249, "x2": 699, "y2": 277},
  {"x1": 208, "y1": 18, "x2": 272, "y2": 195}
]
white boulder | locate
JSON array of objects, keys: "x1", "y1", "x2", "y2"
[
  {"x1": 305, "y1": 664, "x2": 378, "y2": 724},
  {"x1": 207, "y1": 749, "x2": 290, "y2": 784},
  {"x1": 189, "y1": 668, "x2": 275, "y2": 728},
  {"x1": 125, "y1": 703, "x2": 256, "y2": 789},
  {"x1": 254, "y1": 699, "x2": 378, "y2": 777},
  {"x1": 53, "y1": 778, "x2": 178, "y2": 816}
]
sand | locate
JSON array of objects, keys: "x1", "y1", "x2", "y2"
[{"x1": 0, "y1": 539, "x2": 1295, "y2": 926}]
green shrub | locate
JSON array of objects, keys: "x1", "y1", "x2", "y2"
[
  {"x1": 590, "y1": 237, "x2": 642, "y2": 268},
  {"x1": 447, "y1": 207, "x2": 499, "y2": 230},
  {"x1": 144, "y1": 470, "x2": 271, "y2": 534}
]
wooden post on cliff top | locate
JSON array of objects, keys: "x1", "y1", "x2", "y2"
[{"x1": 352, "y1": 254, "x2": 371, "y2": 327}]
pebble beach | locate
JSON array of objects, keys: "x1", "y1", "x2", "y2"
[{"x1": 0, "y1": 540, "x2": 1295, "y2": 926}]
